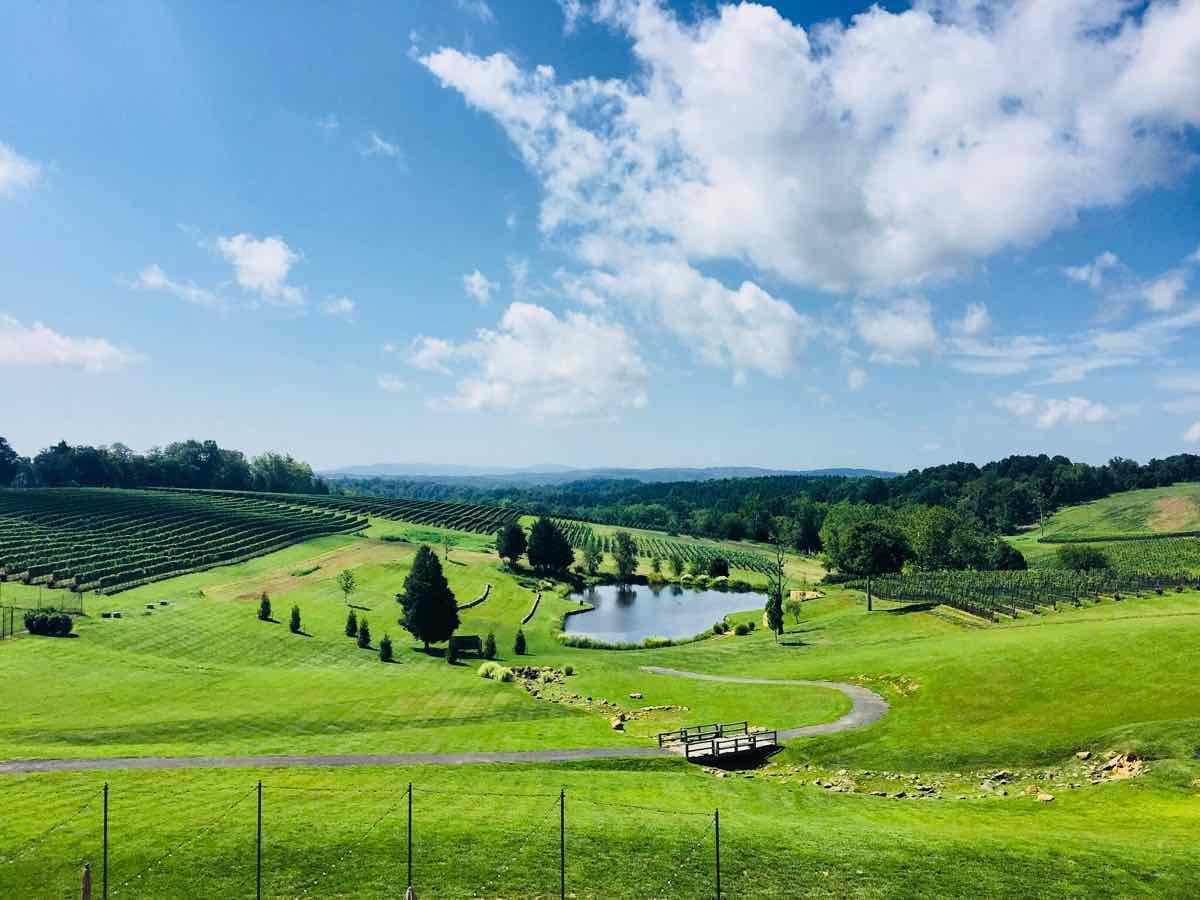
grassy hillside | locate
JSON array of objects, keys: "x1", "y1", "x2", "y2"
[{"x1": 3, "y1": 508, "x2": 1199, "y2": 896}]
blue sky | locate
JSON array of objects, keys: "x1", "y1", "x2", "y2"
[{"x1": 2, "y1": 0, "x2": 1199, "y2": 472}]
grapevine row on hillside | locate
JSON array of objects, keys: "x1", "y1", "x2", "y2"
[
  {"x1": 848, "y1": 569, "x2": 1198, "y2": 621},
  {"x1": 165, "y1": 489, "x2": 521, "y2": 535},
  {"x1": 1028, "y1": 537, "x2": 1200, "y2": 577},
  {"x1": 553, "y1": 519, "x2": 773, "y2": 574},
  {"x1": 0, "y1": 488, "x2": 364, "y2": 594}
]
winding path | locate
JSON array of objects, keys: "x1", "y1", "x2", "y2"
[{"x1": 0, "y1": 670, "x2": 887, "y2": 775}]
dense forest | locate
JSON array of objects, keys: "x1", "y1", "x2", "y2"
[
  {"x1": 0, "y1": 437, "x2": 327, "y2": 495},
  {"x1": 330, "y1": 453, "x2": 1200, "y2": 546}
]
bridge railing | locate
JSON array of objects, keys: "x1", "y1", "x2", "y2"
[
  {"x1": 684, "y1": 730, "x2": 778, "y2": 762},
  {"x1": 657, "y1": 721, "x2": 748, "y2": 748}
]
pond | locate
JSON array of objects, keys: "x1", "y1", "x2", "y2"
[{"x1": 563, "y1": 583, "x2": 764, "y2": 644}]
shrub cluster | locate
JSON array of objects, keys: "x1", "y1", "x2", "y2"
[
  {"x1": 379, "y1": 633, "x2": 393, "y2": 662},
  {"x1": 733, "y1": 622, "x2": 750, "y2": 636},
  {"x1": 258, "y1": 593, "x2": 272, "y2": 622},
  {"x1": 483, "y1": 631, "x2": 497, "y2": 660},
  {"x1": 23, "y1": 610, "x2": 73, "y2": 637},
  {"x1": 514, "y1": 628, "x2": 527, "y2": 655},
  {"x1": 478, "y1": 661, "x2": 514, "y2": 681}
]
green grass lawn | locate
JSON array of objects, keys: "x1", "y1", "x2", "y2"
[{"x1": 3, "y1": 524, "x2": 1199, "y2": 897}]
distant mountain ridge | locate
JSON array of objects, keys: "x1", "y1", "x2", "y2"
[{"x1": 322, "y1": 463, "x2": 897, "y2": 486}]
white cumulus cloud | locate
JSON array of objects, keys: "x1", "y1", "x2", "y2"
[
  {"x1": 407, "y1": 336, "x2": 458, "y2": 375},
  {"x1": 436, "y1": 302, "x2": 647, "y2": 419},
  {"x1": 216, "y1": 234, "x2": 304, "y2": 306},
  {"x1": 0, "y1": 314, "x2": 136, "y2": 373},
  {"x1": 847, "y1": 367, "x2": 867, "y2": 391},
  {"x1": 422, "y1": 0, "x2": 1200, "y2": 293},
  {"x1": 996, "y1": 391, "x2": 1114, "y2": 428},
  {"x1": 853, "y1": 297, "x2": 938, "y2": 365},
  {"x1": 1185, "y1": 422, "x2": 1200, "y2": 443}
]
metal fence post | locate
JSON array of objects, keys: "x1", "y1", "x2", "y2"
[
  {"x1": 714, "y1": 808, "x2": 720, "y2": 900},
  {"x1": 102, "y1": 783, "x2": 109, "y2": 900},
  {"x1": 407, "y1": 782, "x2": 413, "y2": 889},
  {"x1": 559, "y1": 789, "x2": 565, "y2": 900},
  {"x1": 256, "y1": 780, "x2": 262, "y2": 900}
]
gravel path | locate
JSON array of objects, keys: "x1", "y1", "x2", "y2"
[
  {"x1": 638, "y1": 667, "x2": 889, "y2": 738},
  {"x1": 0, "y1": 668, "x2": 887, "y2": 775}
]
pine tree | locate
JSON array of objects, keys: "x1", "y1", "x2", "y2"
[
  {"x1": 258, "y1": 593, "x2": 272, "y2": 622},
  {"x1": 396, "y1": 545, "x2": 460, "y2": 650},
  {"x1": 289, "y1": 604, "x2": 302, "y2": 634},
  {"x1": 483, "y1": 631, "x2": 497, "y2": 660},
  {"x1": 514, "y1": 627, "x2": 527, "y2": 656},
  {"x1": 345, "y1": 608, "x2": 358, "y2": 638},
  {"x1": 379, "y1": 633, "x2": 393, "y2": 662},
  {"x1": 357, "y1": 617, "x2": 371, "y2": 649}
]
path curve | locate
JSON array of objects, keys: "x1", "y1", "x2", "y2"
[
  {"x1": 0, "y1": 669, "x2": 887, "y2": 775},
  {"x1": 639, "y1": 666, "x2": 889, "y2": 738}
]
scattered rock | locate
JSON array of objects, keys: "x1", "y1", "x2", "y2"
[
  {"x1": 1076, "y1": 751, "x2": 1091, "y2": 761},
  {"x1": 1037, "y1": 793, "x2": 1055, "y2": 803},
  {"x1": 870, "y1": 791, "x2": 887, "y2": 797},
  {"x1": 609, "y1": 717, "x2": 624, "y2": 731},
  {"x1": 629, "y1": 692, "x2": 643, "y2": 700},
  {"x1": 991, "y1": 770, "x2": 1013, "y2": 783}
]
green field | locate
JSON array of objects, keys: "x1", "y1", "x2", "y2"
[{"x1": 3, "y1": 495, "x2": 1200, "y2": 897}]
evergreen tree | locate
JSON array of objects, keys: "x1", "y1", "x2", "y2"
[
  {"x1": 483, "y1": 631, "x2": 497, "y2": 660},
  {"x1": 514, "y1": 628, "x2": 527, "y2": 655},
  {"x1": 289, "y1": 604, "x2": 301, "y2": 634},
  {"x1": 396, "y1": 545, "x2": 460, "y2": 650},
  {"x1": 345, "y1": 608, "x2": 358, "y2": 638},
  {"x1": 526, "y1": 517, "x2": 575, "y2": 574},
  {"x1": 258, "y1": 593, "x2": 272, "y2": 622},
  {"x1": 495, "y1": 523, "x2": 527, "y2": 567},
  {"x1": 379, "y1": 633, "x2": 393, "y2": 662},
  {"x1": 357, "y1": 617, "x2": 371, "y2": 649}
]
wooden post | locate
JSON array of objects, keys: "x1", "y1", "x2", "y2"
[
  {"x1": 102, "y1": 783, "x2": 109, "y2": 900},
  {"x1": 714, "y1": 809, "x2": 721, "y2": 899},
  {"x1": 866, "y1": 575, "x2": 872, "y2": 612},
  {"x1": 256, "y1": 780, "x2": 262, "y2": 900}
]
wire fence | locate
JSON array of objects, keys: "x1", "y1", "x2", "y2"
[{"x1": 2, "y1": 780, "x2": 728, "y2": 899}]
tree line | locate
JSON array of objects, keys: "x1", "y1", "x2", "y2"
[
  {"x1": 0, "y1": 437, "x2": 328, "y2": 495},
  {"x1": 328, "y1": 452, "x2": 1200, "y2": 542}
]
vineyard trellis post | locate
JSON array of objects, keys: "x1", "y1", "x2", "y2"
[
  {"x1": 256, "y1": 780, "x2": 262, "y2": 900},
  {"x1": 714, "y1": 808, "x2": 721, "y2": 900},
  {"x1": 407, "y1": 782, "x2": 413, "y2": 890},
  {"x1": 559, "y1": 788, "x2": 566, "y2": 900},
  {"x1": 102, "y1": 782, "x2": 109, "y2": 900}
]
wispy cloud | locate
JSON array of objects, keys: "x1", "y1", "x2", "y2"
[
  {"x1": 321, "y1": 296, "x2": 355, "y2": 318},
  {"x1": 995, "y1": 391, "x2": 1115, "y2": 429},
  {"x1": 377, "y1": 373, "x2": 406, "y2": 393},
  {"x1": 463, "y1": 268, "x2": 497, "y2": 305},
  {"x1": 129, "y1": 264, "x2": 228, "y2": 311},
  {"x1": 0, "y1": 142, "x2": 41, "y2": 194},
  {"x1": 455, "y1": 0, "x2": 495, "y2": 23},
  {"x1": 362, "y1": 132, "x2": 402, "y2": 159}
]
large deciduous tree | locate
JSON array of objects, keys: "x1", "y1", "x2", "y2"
[
  {"x1": 527, "y1": 517, "x2": 574, "y2": 574},
  {"x1": 612, "y1": 531, "x2": 638, "y2": 581},
  {"x1": 840, "y1": 522, "x2": 911, "y2": 611},
  {"x1": 495, "y1": 523, "x2": 527, "y2": 568},
  {"x1": 396, "y1": 545, "x2": 460, "y2": 650}
]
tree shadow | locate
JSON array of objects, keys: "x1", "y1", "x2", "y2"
[
  {"x1": 880, "y1": 602, "x2": 938, "y2": 615},
  {"x1": 445, "y1": 559, "x2": 468, "y2": 567},
  {"x1": 346, "y1": 603, "x2": 372, "y2": 611}
]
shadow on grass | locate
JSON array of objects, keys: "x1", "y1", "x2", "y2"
[
  {"x1": 347, "y1": 603, "x2": 372, "y2": 611},
  {"x1": 880, "y1": 602, "x2": 939, "y2": 615},
  {"x1": 700, "y1": 745, "x2": 783, "y2": 771}
]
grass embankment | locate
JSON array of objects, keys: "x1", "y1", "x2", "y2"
[{"x1": 3, "y1": 518, "x2": 1199, "y2": 897}]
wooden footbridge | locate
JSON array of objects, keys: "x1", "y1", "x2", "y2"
[{"x1": 657, "y1": 721, "x2": 779, "y2": 763}]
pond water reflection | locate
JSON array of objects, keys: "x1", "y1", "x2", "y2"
[{"x1": 563, "y1": 582, "x2": 763, "y2": 644}]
